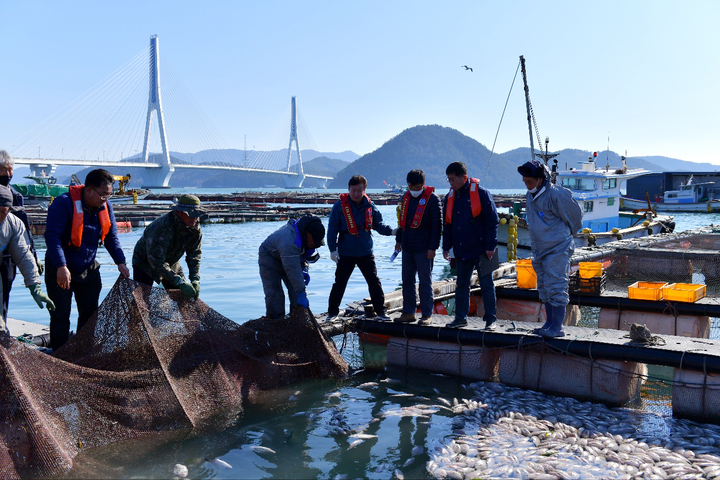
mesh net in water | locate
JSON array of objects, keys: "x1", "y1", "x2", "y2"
[{"x1": 0, "y1": 277, "x2": 348, "y2": 479}]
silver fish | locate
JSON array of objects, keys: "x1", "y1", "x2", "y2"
[
  {"x1": 252, "y1": 446, "x2": 276, "y2": 455},
  {"x1": 205, "y1": 457, "x2": 232, "y2": 469}
]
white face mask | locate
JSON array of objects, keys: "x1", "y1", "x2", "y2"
[
  {"x1": 528, "y1": 186, "x2": 539, "y2": 194},
  {"x1": 409, "y1": 189, "x2": 423, "y2": 198}
]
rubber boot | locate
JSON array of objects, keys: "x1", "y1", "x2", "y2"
[
  {"x1": 542, "y1": 304, "x2": 566, "y2": 338},
  {"x1": 533, "y1": 303, "x2": 553, "y2": 334}
]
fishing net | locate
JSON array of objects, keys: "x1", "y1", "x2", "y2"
[{"x1": 0, "y1": 277, "x2": 348, "y2": 479}]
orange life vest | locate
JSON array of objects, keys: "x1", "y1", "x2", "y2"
[
  {"x1": 340, "y1": 193, "x2": 373, "y2": 235},
  {"x1": 69, "y1": 185, "x2": 111, "y2": 248},
  {"x1": 399, "y1": 186, "x2": 434, "y2": 229},
  {"x1": 445, "y1": 178, "x2": 482, "y2": 224}
]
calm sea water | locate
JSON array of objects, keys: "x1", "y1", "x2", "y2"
[{"x1": 8, "y1": 188, "x2": 720, "y2": 479}]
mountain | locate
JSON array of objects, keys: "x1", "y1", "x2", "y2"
[{"x1": 329, "y1": 125, "x2": 521, "y2": 189}]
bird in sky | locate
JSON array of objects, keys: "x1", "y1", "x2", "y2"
[{"x1": 462, "y1": 65, "x2": 473, "y2": 72}]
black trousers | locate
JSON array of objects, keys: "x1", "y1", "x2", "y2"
[
  {"x1": 46, "y1": 261, "x2": 102, "y2": 350},
  {"x1": 133, "y1": 267, "x2": 175, "y2": 289},
  {"x1": 328, "y1": 254, "x2": 385, "y2": 317},
  {"x1": 1, "y1": 255, "x2": 16, "y2": 321}
]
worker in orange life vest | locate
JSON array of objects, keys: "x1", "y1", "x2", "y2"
[
  {"x1": 44, "y1": 169, "x2": 130, "y2": 350},
  {"x1": 394, "y1": 169, "x2": 442, "y2": 325},
  {"x1": 442, "y1": 161, "x2": 499, "y2": 329},
  {"x1": 326, "y1": 175, "x2": 395, "y2": 321}
]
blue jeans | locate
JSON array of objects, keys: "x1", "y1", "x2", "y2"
[
  {"x1": 402, "y1": 251, "x2": 434, "y2": 317},
  {"x1": 455, "y1": 256, "x2": 496, "y2": 323}
]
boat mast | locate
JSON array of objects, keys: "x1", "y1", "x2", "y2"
[
  {"x1": 520, "y1": 55, "x2": 559, "y2": 182},
  {"x1": 520, "y1": 56, "x2": 535, "y2": 161}
]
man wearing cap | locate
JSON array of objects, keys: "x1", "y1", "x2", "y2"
[
  {"x1": 518, "y1": 160, "x2": 583, "y2": 338},
  {"x1": 442, "y1": 161, "x2": 499, "y2": 330},
  {"x1": 45, "y1": 169, "x2": 130, "y2": 350},
  {"x1": 0, "y1": 185, "x2": 54, "y2": 334},
  {"x1": 0, "y1": 150, "x2": 43, "y2": 321},
  {"x1": 258, "y1": 215, "x2": 325, "y2": 318},
  {"x1": 132, "y1": 194, "x2": 205, "y2": 299}
]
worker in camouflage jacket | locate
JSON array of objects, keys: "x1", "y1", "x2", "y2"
[{"x1": 132, "y1": 195, "x2": 205, "y2": 299}]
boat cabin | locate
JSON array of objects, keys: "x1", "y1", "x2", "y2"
[
  {"x1": 663, "y1": 176, "x2": 716, "y2": 204},
  {"x1": 557, "y1": 159, "x2": 649, "y2": 233}
]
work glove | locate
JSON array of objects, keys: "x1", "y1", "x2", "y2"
[
  {"x1": 174, "y1": 276, "x2": 196, "y2": 299},
  {"x1": 330, "y1": 251, "x2": 340, "y2": 264},
  {"x1": 190, "y1": 275, "x2": 200, "y2": 298},
  {"x1": 28, "y1": 284, "x2": 55, "y2": 311},
  {"x1": 36, "y1": 258, "x2": 44, "y2": 276},
  {"x1": 391, "y1": 227, "x2": 399, "y2": 236},
  {"x1": 302, "y1": 266, "x2": 310, "y2": 286},
  {"x1": 297, "y1": 290, "x2": 309, "y2": 308}
]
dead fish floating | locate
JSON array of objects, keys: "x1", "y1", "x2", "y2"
[
  {"x1": 205, "y1": 457, "x2": 232, "y2": 469},
  {"x1": 252, "y1": 446, "x2": 277, "y2": 455}
]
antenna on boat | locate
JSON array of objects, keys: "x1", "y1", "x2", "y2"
[{"x1": 606, "y1": 132, "x2": 610, "y2": 172}]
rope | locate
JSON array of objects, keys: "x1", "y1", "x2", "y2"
[{"x1": 482, "y1": 61, "x2": 521, "y2": 184}]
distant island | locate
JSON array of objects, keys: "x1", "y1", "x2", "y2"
[{"x1": 34, "y1": 125, "x2": 719, "y2": 189}]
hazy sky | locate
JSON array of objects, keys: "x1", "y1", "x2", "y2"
[{"x1": 1, "y1": 0, "x2": 718, "y2": 164}]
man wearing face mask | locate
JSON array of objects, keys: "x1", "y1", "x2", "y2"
[
  {"x1": 0, "y1": 150, "x2": 42, "y2": 320},
  {"x1": 518, "y1": 160, "x2": 583, "y2": 338},
  {"x1": 132, "y1": 195, "x2": 205, "y2": 299},
  {"x1": 394, "y1": 170, "x2": 442, "y2": 324},
  {"x1": 0, "y1": 186, "x2": 55, "y2": 335}
]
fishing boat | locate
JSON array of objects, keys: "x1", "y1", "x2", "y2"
[
  {"x1": 498, "y1": 56, "x2": 674, "y2": 249},
  {"x1": 11, "y1": 173, "x2": 148, "y2": 205},
  {"x1": 621, "y1": 175, "x2": 720, "y2": 213},
  {"x1": 383, "y1": 181, "x2": 406, "y2": 194},
  {"x1": 500, "y1": 157, "x2": 675, "y2": 248}
]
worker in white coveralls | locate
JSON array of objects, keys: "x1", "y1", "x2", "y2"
[
  {"x1": 0, "y1": 186, "x2": 55, "y2": 334},
  {"x1": 258, "y1": 215, "x2": 326, "y2": 318},
  {"x1": 518, "y1": 160, "x2": 582, "y2": 338}
]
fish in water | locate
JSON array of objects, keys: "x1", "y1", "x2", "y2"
[
  {"x1": 348, "y1": 439, "x2": 364, "y2": 449},
  {"x1": 411, "y1": 446, "x2": 424, "y2": 456},
  {"x1": 402, "y1": 457, "x2": 414, "y2": 467},
  {"x1": 350, "y1": 433, "x2": 377, "y2": 440},
  {"x1": 252, "y1": 446, "x2": 276, "y2": 455},
  {"x1": 326, "y1": 391, "x2": 342, "y2": 398},
  {"x1": 358, "y1": 382, "x2": 379, "y2": 388},
  {"x1": 172, "y1": 464, "x2": 188, "y2": 478},
  {"x1": 395, "y1": 468, "x2": 405, "y2": 479},
  {"x1": 205, "y1": 458, "x2": 232, "y2": 469}
]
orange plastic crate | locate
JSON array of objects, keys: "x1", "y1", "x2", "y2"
[
  {"x1": 579, "y1": 262, "x2": 603, "y2": 279},
  {"x1": 628, "y1": 281, "x2": 668, "y2": 301},
  {"x1": 661, "y1": 283, "x2": 706, "y2": 303}
]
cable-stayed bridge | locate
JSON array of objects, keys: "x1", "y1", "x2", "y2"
[{"x1": 10, "y1": 36, "x2": 332, "y2": 188}]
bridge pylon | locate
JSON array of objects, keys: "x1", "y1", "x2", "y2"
[
  {"x1": 284, "y1": 96, "x2": 305, "y2": 188},
  {"x1": 141, "y1": 35, "x2": 174, "y2": 188}
]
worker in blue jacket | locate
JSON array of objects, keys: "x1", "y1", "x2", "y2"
[
  {"x1": 518, "y1": 160, "x2": 583, "y2": 338},
  {"x1": 442, "y1": 161, "x2": 499, "y2": 329},
  {"x1": 326, "y1": 175, "x2": 395, "y2": 321},
  {"x1": 394, "y1": 169, "x2": 442, "y2": 325},
  {"x1": 44, "y1": 169, "x2": 130, "y2": 350}
]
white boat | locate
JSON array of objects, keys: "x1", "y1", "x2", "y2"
[
  {"x1": 621, "y1": 175, "x2": 720, "y2": 213},
  {"x1": 500, "y1": 158, "x2": 675, "y2": 248}
]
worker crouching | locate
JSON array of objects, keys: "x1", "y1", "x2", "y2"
[{"x1": 258, "y1": 215, "x2": 325, "y2": 319}]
